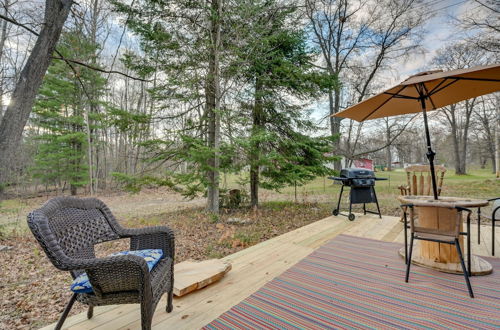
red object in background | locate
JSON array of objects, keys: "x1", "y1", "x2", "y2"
[{"x1": 353, "y1": 158, "x2": 373, "y2": 170}]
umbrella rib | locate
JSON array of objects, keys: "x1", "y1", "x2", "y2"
[
  {"x1": 422, "y1": 84, "x2": 437, "y2": 110},
  {"x1": 361, "y1": 85, "x2": 408, "y2": 121},
  {"x1": 428, "y1": 76, "x2": 500, "y2": 97},
  {"x1": 382, "y1": 92, "x2": 418, "y2": 100},
  {"x1": 427, "y1": 78, "x2": 449, "y2": 95},
  {"x1": 427, "y1": 78, "x2": 459, "y2": 97},
  {"x1": 453, "y1": 77, "x2": 500, "y2": 82}
]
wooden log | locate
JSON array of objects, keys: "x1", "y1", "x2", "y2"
[
  {"x1": 419, "y1": 173, "x2": 424, "y2": 195},
  {"x1": 412, "y1": 174, "x2": 417, "y2": 195},
  {"x1": 426, "y1": 175, "x2": 431, "y2": 196},
  {"x1": 174, "y1": 259, "x2": 232, "y2": 297},
  {"x1": 417, "y1": 206, "x2": 462, "y2": 263}
]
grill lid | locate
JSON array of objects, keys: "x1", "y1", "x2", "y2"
[{"x1": 340, "y1": 168, "x2": 375, "y2": 179}]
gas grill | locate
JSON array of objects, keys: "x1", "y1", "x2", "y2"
[{"x1": 329, "y1": 168, "x2": 387, "y2": 221}]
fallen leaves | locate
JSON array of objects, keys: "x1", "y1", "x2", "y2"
[{"x1": 0, "y1": 200, "x2": 331, "y2": 329}]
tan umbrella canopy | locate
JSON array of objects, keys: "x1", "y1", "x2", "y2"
[{"x1": 333, "y1": 63, "x2": 500, "y2": 199}]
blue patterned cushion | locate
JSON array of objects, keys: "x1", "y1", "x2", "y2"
[{"x1": 70, "y1": 249, "x2": 163, "y2": 293}]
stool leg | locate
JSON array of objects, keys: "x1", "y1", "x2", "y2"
[
  {"x1": 467, "y1": 216, "x2": 471, "y2": 276},
  {"x1": 404, "y1": 211, "x2": 408, "y2": 264},
  {"x1": 373, "y1": 187, "x2": 382, "y2": 219},
  {"x1": 348, "y1": 188, "x2": 353, "y2": 217},
  {"x1": 477, "y1": 208, "x2": 481, "y2": 245},
  {"x1": 493, "y1": 217, "x2": 495, "y2": 256},
  {"x1": 405, "y1": 234, "x2": 414, "y2": 283},
  {"x1": 455, "y1": 239, "x2": 474, "y2": 298}
]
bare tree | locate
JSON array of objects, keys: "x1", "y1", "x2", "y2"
[
  {"x1": 206, "y1": 0, "x2": 222, "y2": 213},
  {"x1": 473, "y1": 95, "x2": 498, "y2": 173},
  {"x1": 432, "y1": 42, "x2": 488, "y2": 174},
  {"x1": 496, "y1": 97, "x2": 500, "y2": 178},
  {"x1": 306, "y1": 0, "x2": 427, "y2": 168},
  {"x1": 456, "y1": 0, "x2": 499, "y2": 53},
  {"x1": 0, "y1": 0, "x2": 11, "y2": 120},
  {"x1": 439, "y1": 100, "x2": 476, "y2": 174},
  {"x1": 305, "y1": 0, "x2": 371, "y2": 170}
]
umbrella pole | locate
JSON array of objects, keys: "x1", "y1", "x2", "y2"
[{"x1": 420, "y1": 98, "x2": 439, "y2": 200}]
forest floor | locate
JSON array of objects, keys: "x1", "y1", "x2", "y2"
[{"x1": 1, "y1": 168, "x2": 499, "y2": 329}]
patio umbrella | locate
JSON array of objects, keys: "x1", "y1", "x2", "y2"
[{"x1": 333, "y1": 63, "x2": 500, "y2": 200}]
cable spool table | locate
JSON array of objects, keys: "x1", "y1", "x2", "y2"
[{"x1": 397, "y1": 195, "x2": 492, "y2": 276}]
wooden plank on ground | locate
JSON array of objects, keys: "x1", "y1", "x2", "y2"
[
  {"x1": 174, "y1": 259, "x2": 232, "y2": 297},
  {"x1": 381, "y1": 221, "x2": 404, "y2": 242}
]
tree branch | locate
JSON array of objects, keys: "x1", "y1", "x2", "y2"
[
  {"x1": 50, "y1": 56, "x2": 150, "y2": 81},
  {"x1": 0, "y1": 12, "x2": 149, "y2": 82},
  {"x1": 350, "y1": 114, "x2": 418, "y2": 158}
]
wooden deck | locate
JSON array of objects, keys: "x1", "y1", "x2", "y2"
[{"x1": 42, "y1": 213, "x2": 500, "y2": 330}]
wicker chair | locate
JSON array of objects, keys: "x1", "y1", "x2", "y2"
[{"x1": 27, "y1": 197, "x2": 174, "y2": 330}]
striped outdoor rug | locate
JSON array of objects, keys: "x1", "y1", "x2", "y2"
[{"x1": 204, "y1": 235, "x2": 500, "y2": 329}]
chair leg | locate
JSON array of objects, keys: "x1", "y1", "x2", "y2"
[
  {"x1": 87, "y1": 305, "x2": 94, "y2": 319},
  {"x1": 348, "y1": 189, "x2": 353, "y2": 217},
  {"x1": 166, "y1": 291, "x2": 173, "y2": 313},
  {"x1": 140, "y1": 302, "x2": 153, "y2": 330},
  {"x1": 493, "y1": 217, "x2": 495, "y2": 256},
  {"x1": 455, "y1": 239, "x2": 474, "y2": 298},
  {"x1": 55, "y1": 293, "x2": 77, "y2": 330},
  {"x1": 477, "y1": 208, "x2": 481, "y2": 245},
  {"x1": 467, "y1": 216, "x2": 471, "y2": 276},
  {"x1": 405, "y1": 234, "x2": 414, "y2": 283},
  {"x1": 404, "y1": 211, "x2": 408, "y2": 264},
  {"x1": 372, "y1": 187, "x2": 382, "y2": 219}
]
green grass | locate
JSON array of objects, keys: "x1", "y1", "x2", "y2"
[
  {"x1": 221, "y1": 168, "x2": 499, "y2": 217},
  {"x1": 1, "y1": 168, "x2": 497, "y2": 238},
  {"x1": 223, "y1": 167, "x2": 498, "y2": 198}
]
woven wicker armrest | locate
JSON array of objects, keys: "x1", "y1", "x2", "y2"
[
  {"x1": 121, "y1": 226, "x2": 175, "y2": 260},
  {"x1": 63, "y1": 254, "x2": 151, "y2": 297}
]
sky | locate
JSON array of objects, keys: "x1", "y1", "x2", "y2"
[{"x1": 393, "y1": 0, "x2": 475, "y2": 81}]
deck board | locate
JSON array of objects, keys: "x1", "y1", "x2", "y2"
[{"x1": 41, "y1": 213, "x2": 499, "y2": 330}]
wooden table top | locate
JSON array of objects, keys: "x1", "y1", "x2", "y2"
[{"x1": 397, "y1": 195, "x2": 489, "y2": 208}]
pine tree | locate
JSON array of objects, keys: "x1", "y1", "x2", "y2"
[
  {"x1": 112, "y1": 0, "x2": 227, "y2": 211},
  {"x1": 111, "y1": 0, "x2": 338, "y2": 209},
  {"x1": 231, "y1": 1, "x2": 337, "y2": 206},
  {"x1": 31, "y1": 30, "x2": 106, "y2": 195}
]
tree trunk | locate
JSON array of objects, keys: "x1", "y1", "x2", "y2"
[
  {"x1": 385, "y1": 120, "x2": 392, "y2": 171},
  {"x1": 329, "y1": 85, "x2": 342, "y2": 171},
  {"x1": 496, "y1": 101, "x2": 500, "y2": 178},
  {"x1": 0, "y1": 0, "x2": 73, "y2": 192},
  {"x1": 250, "y1": 77, "x2": 264, "y2": 208},
  {"x1": 0, "y1": 0, "x2": 10, "y2": 122},
  {"x1": 70, "y1": 139, "x2": 82, "y2": 196},
  {"x1": 86, "y1": 0, "x2": 101, "y2": 195},
  {"x1": 205, "y1": 0, "x2": 221, "y2": 213},
  {"x1": 84, "y1": 109, "x2": 93, "y2": 195},
  {"x1": 448, "y1": 107, "x2": 464, "y2": 175},
  {"x1": 480, "y1": 109, "x2": 496, "y2": 174},
  {"x1": 458, "y1": 99, "x2": 474, "y2": 175}
]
